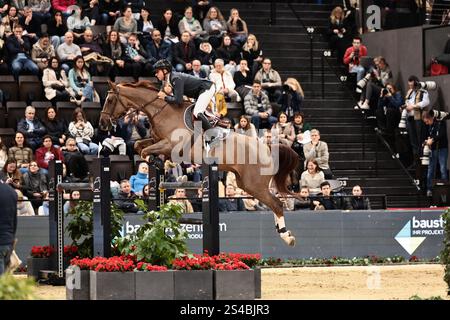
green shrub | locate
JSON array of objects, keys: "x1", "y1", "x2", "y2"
[{"x1": 0, "y1": 274, "x2": 36, "y2": 300}]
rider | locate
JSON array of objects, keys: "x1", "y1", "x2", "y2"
[{"x1": 153, "y1": 59, "x2": 216, "y2": 133}]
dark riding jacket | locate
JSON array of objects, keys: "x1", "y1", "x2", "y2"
[{"x1": 165, "y1": 71, "x2": 213, "y2": 105}]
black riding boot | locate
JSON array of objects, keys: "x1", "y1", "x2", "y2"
[{"x1": 197, "y1": 113, "x2": 212, "y2": 131}]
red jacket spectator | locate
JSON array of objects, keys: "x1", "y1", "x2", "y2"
[
  {"x1": 51, "y1": 0, "x2": 76, "y2": 13},
  {"x1": 343, "y1": 44, "x2": 367, "y2": 66},
  {"x1": 35, "y1": 145, "x2": 64, "y2": 170}
]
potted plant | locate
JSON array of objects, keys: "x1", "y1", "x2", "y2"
[
  {"x1": 134, "y1": 262, "x2": 173, "y2": 300},
  {"x1": 88, "y1": 256, "x2": 136, "y2": 300},
  {"x1": 27, "y1": 245, "x2": 54, "y2": 280}
]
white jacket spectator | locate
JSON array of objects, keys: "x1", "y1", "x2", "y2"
[{"x1": 209, "y1": 59, "x2": 239, "y2": 102}]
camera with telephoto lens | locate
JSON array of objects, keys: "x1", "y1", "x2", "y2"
[
  {"x1": 429, "y1": 109, "x2": 450, "y2": 121},
  {"x1": 419, "y1": 81, "x2": 437, "y2": 91},
  {"x1": 356, "y1": 73, "x2": 371, "y2": 90},
  {"x1": 421, "y1": 144, "x2": 431, "y2": 166},
  {"x1": 398, "y1": 106, "x2": 407, "y2": 129}
]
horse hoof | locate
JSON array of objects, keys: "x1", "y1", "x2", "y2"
[{"x1": 280, "y1": 231, "x2": 296, "y2": 247}]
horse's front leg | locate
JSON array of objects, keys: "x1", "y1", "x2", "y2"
[
  {"x1": 134, "y1": 138, "x2": 156, "y2": 157},
  {"x1": 140, "y1": 138, "x2": 173, "y2": 161}
]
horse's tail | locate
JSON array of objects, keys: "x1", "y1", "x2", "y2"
[{"x1": 272, "y1": 144, "x2": 300, "y2": 195}]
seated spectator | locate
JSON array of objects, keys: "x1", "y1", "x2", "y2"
[
  {"x1": 124, "y1": 33, "x2": 153, "y2": 80},
  {"x1": 31, "y1": 34, "x2": 55, "y2": 71},
  {"x1": 357, "y1": 56, "x2": 393, "y2": 110},
  {"x1": 57, "y1": 31, "x2": 82, "y2": 74},
  {"x1": 217, "y1": 34, "x2": 241, "y2": 76},
  {"x1": 43, "y1": 56, "x2": 74, "y2": 104},
  {"x1": 68, "y1": 55, "x2": 96, "y2": 104},
  {"x1": 349, "y1": 185, "x2": 371, "y2": 210},
  {"x1": 203, "y1": 6, "x2": 227, "y2": 49},
  {"x1": 300, "y1": 159, "x2": 325, "y2": 195},
  {"x1": 182, "y1": 162, "x2": 201, "y2": 182},
  {"x1": 114, "y1": 179, "x2": 144, "y2": 215},
  {"x1": 47, "y1": 11, "x2": 68, "y2": 50},
  {"x1": 172, "y1": 31, "x2": 197, "y2": 73},
  {"x1": 422, "y1": 111, "x2": 448, "y2": 197},
  {"x1": 22, "y1": 160, "x2": 49, "y2": 213},
  {"x1": 326, "y1": 6, "x2": 351, "y2": 64},
  {"x1": 0, "y1": 136, "x2": 7, "y2": 170},
  {"x1": 219, "y1": 185, "x2": 245, "y2": 212},
  {"x1": 343, "y1": 36, "x2": 367, "y2": 82},
  {"x1": 234, "y1": 115, "x2": 257, "y2": 138},
  {"x1": 254, "y1": 58, "x2": 282, "y2": 103},
  {"x1": 17, "y1": 106, "x2": 47, "y2": 152},
  {"x1": 312, "y1": 181, "x2": 347, "y2": 210},
  {"x1": 97, "y1": 126, "x2": 126, "y2": 157},
  {"x1": 61, "y1": 137, "x2": 89, "y2": 182},
  {"x1": 145, "y1": 29, "x2": 172, "y2": 67},
  {"x1": 16, "y1": 189, "x2": 36, "y2": 216},
  {"x1": 156, "y1": 8, "x2": 180, "y2": 44},
  {"x1": 376, "y1": 83, "x2": 403, "y2": 139},
  {"x1": 116, "y1": 109, "x2": 148, "y2": 158},
  {"x1": 233, "y1": 59, "x2": 252, "y2": 100},
  {"x1": 277, "y1": 192, "x2": 295, "y2": 211},
  {"x1": 0, "y1": 6, "x2": 19, "y2": 39},
  {"x1": 99, "y1": 0, "x2": 122, "y2": 26},
  {"x1": 0, "y1": 159, "x2": 22, "y2": 190},
  {"x1": 19, "y1": 6, "x2": 41, "y2": 43},
  {"x1": 209, "y1": 58, "x2": 239, "y2": 102},
  {"x1": 51, "y1": 0, "x2": 77, "y2": 19},
  {"x1": 225, "y1": 171, "x2": 243, "y2": 195},
  {"x1": 168, "y1": 188, "x2": 194, "y2": 213},
  {"x1": 197, "y1": 40, "x2": 217, "y2": 75},
  {"x1": 241, "y1": 34, "x2": 263, "y2": 78},
  {"x1": 272, "y1": 112, "x2": 295, "y2": 147},
  {"x1": 293, "y1": 186, "x2": 312, "y2": 210},
  {"x1": 189, "y1": 59, "x2": 208, "y2": 78},
  {"x1": 102, "y1": 30, "x2": 132, "y2": 80},
  {"x1": 68, "y1": 107, "x2": 98, "y2": 155},
  {"x1": 137, "y1": 6, "x2": 154, "y2": 38},
  {"x1": 303, "y1": 129, "x2": 332, "y2": 179},
  {"x1": 11, "y1": 0, "x2": 26, "y2": 16},
  {"x1": 35, "y1": 135, "x2": 64, "y2": 174},
  {"x1": 242, "y1": 190, "x2": 267, "y2": 211},
  {"x1": 80, "y1": 28, "x2": 112, "y2": 76},
  {"x1": 244, "y1": 80, "x2": 277, "y2": 133},
  {"x1": 227, "y1": 8, "x2": 248, "y2": 47},
  {"x1": 129, "y1": 162, "x2": 148, "y2": 196},
  {"x1": 178, "y1": 6, "x2": 206, "y2": 46},
  {"x1": 291, "y1": 112, "x2": 311, "y2": 161},
  {"x1": 113, "y1": 6, "x2": 137, "y2": 44},
  {"x1": 279, "y1": 78, "x2": 304, "y2": 121},
  {"x1": 6, "y1": 24, "x2": 40, "y2": 80},
  {"x1": 8, "y1": 132, "x2": 34, "y2": 174},
  {"x1": 63, "y1": 190, "x2": 80, "y2": 214},
  {"x1": 67, "y1": 5, "x2": 91, "y2": 43},
  {"x1": 41, "y1": 106, "x2": 68, "y2": 146},
  {"x1": 78, "y1": 0, "x2": 100, "y2": 25}
]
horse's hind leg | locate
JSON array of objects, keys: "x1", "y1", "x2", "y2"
[{"x1": 235, "y1": 171, "x2": 296, "y2": 247}]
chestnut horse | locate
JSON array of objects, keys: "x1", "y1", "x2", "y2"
[{"x1": 99, "y1": 81, "x2": 298, "y2": 246}]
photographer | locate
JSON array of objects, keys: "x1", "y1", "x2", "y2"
[
  {"x1": 376, "y1": 83, "x2": 404, "y2": 139},
  {"x1": 421, "y1": 111, "x2": 448, "y2": 197},
  {"x1": 343, "y1": 36, "x2": 367, "y2": 81},
  {"x1": 403, "y1": 75, "x2": 430, "y2": 169},
  {"x1": 356, "y1": 56, "x2": 393, "y2": 110}
]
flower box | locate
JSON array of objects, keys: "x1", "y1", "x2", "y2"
[
  {"x1": 174, "y1": 270, "x2": 214, "y2": 300},
  {"x1": 214, "y1": 269, "x2": 255, "y2": 300},
  {"x1": 254, "y1": 267, "x2": 262, "y2": 299},
  {"x1": 27, "y1": 257, "x2": 50, "y2": 280},
  {"x1": 66, "y1": 268, "x2": 90, "y2": 300},
  {"x1": 90, "y1": 271, "x2": 135, "y2": 300},
  {"x1": 135, "y1": 271, "x2": 175, "y2": 300}
]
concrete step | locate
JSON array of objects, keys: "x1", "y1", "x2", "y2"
[{"x1": 330, "y1": 159, "x2": 399, "y2": 170}]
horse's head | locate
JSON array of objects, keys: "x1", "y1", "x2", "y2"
[{"x1": 99, "y1": 81, "x2": 127, "y2": 131}]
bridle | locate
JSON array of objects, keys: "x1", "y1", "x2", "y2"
[{"x1": 100, "y1": 85, "x2": 169, "y2": 127}]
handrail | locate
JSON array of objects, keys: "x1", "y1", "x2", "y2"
[{"x1": 373, "y1": 129, "x2": 421, "y2": 192}]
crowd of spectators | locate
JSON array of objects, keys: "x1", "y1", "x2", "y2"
[{"x1": 0, "y1": 1, "x2": 411, "y2": 215}]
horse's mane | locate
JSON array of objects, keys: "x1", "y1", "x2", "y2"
[{"x1": 119, "y1": 80, "x2": 159, "y2": 92}]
